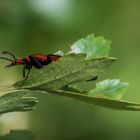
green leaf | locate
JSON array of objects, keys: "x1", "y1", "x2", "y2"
[
  {"x1": 14, "y1": 54, "x2": 116, "y2": 90},
  {"x1": 47, "y1": 90, "x2": 140, "y2": 111},
  {"x1": 0, "y1": 130, "x2": 34, "y2": 140},
  {"x1": 0, "y1": 89, "x2": 38, "y2": 114},
  {"x1": 54, "y1": 50, "x2": 64, "y2": 56},
  {"x1": 87, "y1": 79, "x2": 129, "y2": 100},
  {"x1": 70, "y1": 34, "x2": 111, "y2": 59}
]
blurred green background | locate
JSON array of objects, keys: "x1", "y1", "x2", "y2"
[{"x1": 0, "y1": 0, "x2": 140, "y2": 140}]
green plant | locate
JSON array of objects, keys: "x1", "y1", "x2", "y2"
[{"x1": 0, "y1": 33, "x2": 140, "y2": 116}]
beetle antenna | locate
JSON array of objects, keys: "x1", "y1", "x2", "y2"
[
  {"x1": 5, "y1": 63, "x2": 15, "y2": 68},
  {"x1": 0, "y1": 56, "x2": 14, "y2": 62},
  {"x1": 2, "y1": 51, "x2": 16, "y2": 62}
]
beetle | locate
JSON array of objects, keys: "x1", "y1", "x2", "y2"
[{"x1": 0, "y1": 51, "x2": 61, "y2": 78}]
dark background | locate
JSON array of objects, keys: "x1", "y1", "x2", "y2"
[{"x1": 0, "y1": 0, "x2": 140, "y2": 140}]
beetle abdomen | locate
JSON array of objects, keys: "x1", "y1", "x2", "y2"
[{"x1": 28, "y1": 54, "x2": 61, "y2": 69}]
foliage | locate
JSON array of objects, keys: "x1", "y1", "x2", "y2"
[{"x1": 0, "y1": 34, "x2": 140, "y2": 116}]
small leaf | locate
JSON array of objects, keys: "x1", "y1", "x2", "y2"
[
  {"x1": 0, "y1": 130, "x2": 34, "y2": 140},
  {"x1": 0, "y1": 90, "x2": 38, "y2": 114},
  {"x1": 14, "y1": 54, "x2": 116, "y2": 90},
  {"x1": 55, "y1": 50, "x2": 64, "y2": 56},
  {"x1": 87, "y1": 79, "x2": 129, "y2": 99},
  {"x1": 70, "y1": 34, "x2": 111, "y2": 59}
]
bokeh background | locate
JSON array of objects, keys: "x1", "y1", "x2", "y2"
[{"x1": 0, "y1": 0, "x2": 140, "y2": 140}]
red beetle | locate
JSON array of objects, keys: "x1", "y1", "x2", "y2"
[{"x1": 0, "y1": 51, "x2": 61, "y2": 78}]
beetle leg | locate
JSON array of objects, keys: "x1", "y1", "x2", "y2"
[
  {"x1": 23, "y1": 66, "x2": 26, "y2": 78},
  {"x1": 26, "y1": 68, "x2": 31, "y2": 79},
  {"x1": 23, "y1": 66, "x2": 31, "y2": 79}
]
